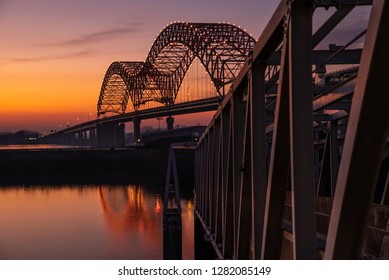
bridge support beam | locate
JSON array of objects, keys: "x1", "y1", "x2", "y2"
[
  {"x1": 166, "y1": 116, "x2": 174, "y2": 130},
  {"x1": 262, "y1": 31, "x2": 290, "y2": 260},
  {"x1": 288, "y1": 2, "x2": 316, "y2": 260},
  {"x1": 96, "y1": 122, "x2": 125, "y2": 148},
  {"x1": 63, "y1": 134, "x2": 70, "y2": 146},
  {"x1": 133, "y1": 118, "x2": 141, "y2": 143},
  {"x1": 90, "y1": 128, "x2": 97, "y2": 148},
  {"x1": 70, "y1": 133, "x2": 76, "y2": 146},
  {"x1": 80, "y1": 131, "x2": 86, "y2": 146}
]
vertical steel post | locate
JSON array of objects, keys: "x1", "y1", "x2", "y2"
[
  {"x1": 198, "y1": 144, "x2": 204, "y2": 217},
  {"x1": 195, "y1": 146, "x2": 199, "y2": 213},
  {"x1": 288, "y1": 1, "x2": 316, "y2": 259},
  {"x1": 215, "y1": 119, "x2": 223, "y2": 245},
  {"x1": 223, "y1": 105, "x2": 234, "y2": 258},
  {"x1": 212, "y1": 121, "x2": 221, "y2": 237},
  {"x1": 237, "y1": 86, "x2": 253, "y2": 259},
  {"x1": 250, "y1": 62, "x2": 267, "y2": 259},
  {"x1": 221, "y1": 107, "x2": 231, "y2": 254},
  {"x1": 207, "y1": 129, "x2": 215, "y2": 229},
  {"x1": 203, "y1": 136, "x2": 210, "y2": 223}
]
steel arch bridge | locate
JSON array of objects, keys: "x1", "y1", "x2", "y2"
[{"x1": 97, "y1": 22, "x2": 255, "y2": 117}]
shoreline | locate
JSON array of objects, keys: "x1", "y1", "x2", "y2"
[{"x1": 0, "y1": 148, "x2": 194, "y2": 193}]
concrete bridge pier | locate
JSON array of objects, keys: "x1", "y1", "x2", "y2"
[
  {"x1": 90, "y1": 128, "x2": 97, "y2": 147},
  {"x1": 75, "y1": 132, "x2": 81, "y2": 146},
  {"x1": 133, "y1": 117, "x2": 141, "y2": 143},
  {"x1": 60, "y1": 134, "x2": 66, "y2": 145},
  {"x1": 80, "y1": 131, "x2": 86, "y2": 146},
  {"x1": 166, "y1": 116, "x2": 174, "y2": 130},
  {"x1": 70, "y1": 133, "x2": 76, "y2": 146},
  {"x1": 67, "y1": 133, "x2": 74, "y2": 146},
  {"x1": 63, "y1": 133, "x2": 70, "y2": 146},
  {"x1": 96, "y1": 122, "x2": 125, "y2": 148}
]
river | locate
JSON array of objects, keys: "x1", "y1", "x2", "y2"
[{"x1": 0, "y1": 185, "x2": 194, "y2": 260}]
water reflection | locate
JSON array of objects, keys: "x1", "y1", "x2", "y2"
[
  {"x1": 0, "y1": 185, "x2": 193, "y2": 260},
  {"x1": 98, "y1": 186, "x2": 162, "y2": 251}
]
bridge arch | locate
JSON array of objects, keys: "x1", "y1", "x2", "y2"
[{"x1": 97, "y1": 22, "x2": 255, "y2": 117}]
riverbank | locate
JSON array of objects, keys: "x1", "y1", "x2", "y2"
[{"x1": 0, "y1": 148, "x2": 194, "y2": 190}]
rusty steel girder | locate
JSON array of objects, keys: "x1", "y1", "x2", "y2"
[{"x1": 97, "y1": 22, "x2": 255, "y2": 117}]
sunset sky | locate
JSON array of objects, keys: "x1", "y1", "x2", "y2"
[{"x1": 0, "y1": 0, "x2": 369, "y2": 133}]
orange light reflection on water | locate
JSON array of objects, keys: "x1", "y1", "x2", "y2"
[
  {"x1": 0, "y1": 185, "x2": 194, "y2": 259},
  {"x1": 97, "y1": 185, "x2": 194, "y2": 259}
]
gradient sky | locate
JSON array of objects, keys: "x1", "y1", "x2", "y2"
[{"x1": 0, "y1": 0, "x2": 369, "y2": 133}]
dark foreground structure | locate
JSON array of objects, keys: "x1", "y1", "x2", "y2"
[
  {"x1": 0, "y1": 148, "x2": 194, "y2": 188},
  {"x1": 195, "y1": 0, "x2": 389, "y2": 259}
]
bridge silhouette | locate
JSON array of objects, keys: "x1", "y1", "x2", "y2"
[
  {"x1": 43, "y1": 17, "x2": 362, "y2": 147},
  {"x1": 43, "y1": 22, "x2": 256, "y2": 146},
  {"x1": 41, "y1": 0, "x2": 389, "y2": 260},
  {"x1": 97, "y1": 23, "x2": 255, "y2": 116}
]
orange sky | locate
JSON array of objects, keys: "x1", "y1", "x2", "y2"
[
  {"x1": 0, "y1": 0, "x2": 281, "y2": 132},
  {"x1": 0, "y1": 1, "x2": 369, "y2": 133}
]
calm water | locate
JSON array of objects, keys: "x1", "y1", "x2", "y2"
[{"x1": 0, "y1": 185, "x2": 194, "y2": 259}]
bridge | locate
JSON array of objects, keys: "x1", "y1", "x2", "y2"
[
  {"x1": 40, "y1": 0, "x2": 389, "y2": 260},
  {"x1": 194, "y1": 0, "x2": 389, "y2": 260},
  {"x1": 43, "y1": 12, "x2": 363, "y2": 148},
  {"x1": 42, "y1": 22, "x2": 256, "y2": 147}
]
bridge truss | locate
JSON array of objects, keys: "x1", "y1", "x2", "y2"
[
  {"x1": 97, "y1": 23, "x2": 256, "y2": 117},
  {"x1": 195, "y1": 0, "x2": 389, "y2": 259}
]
